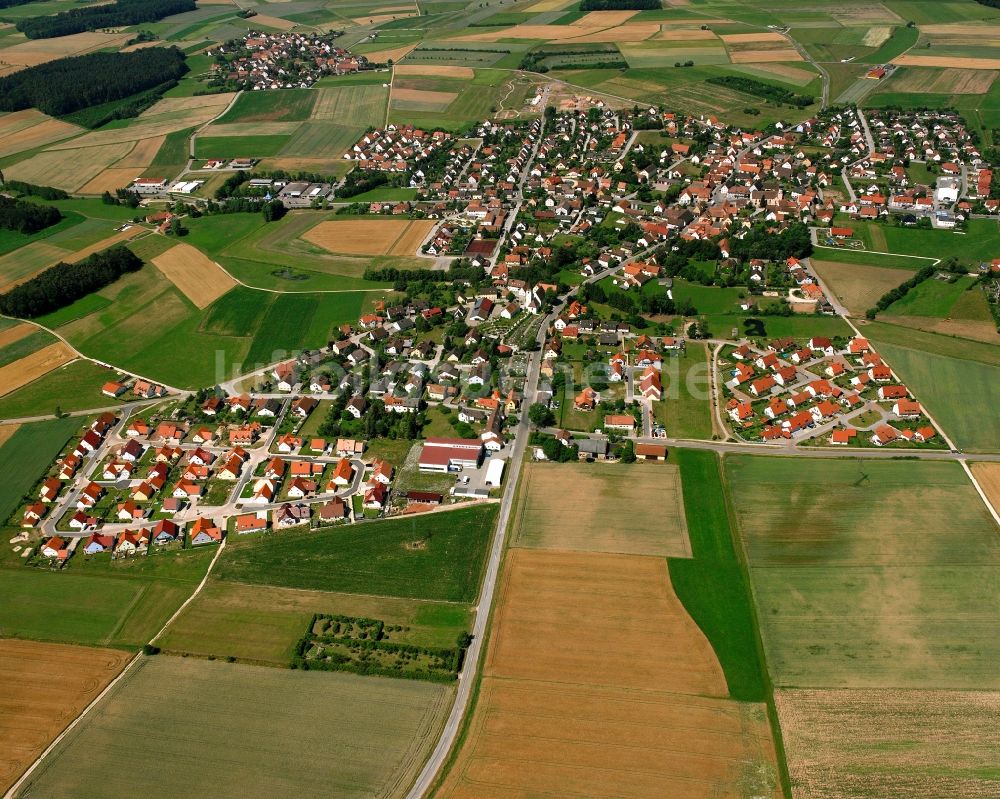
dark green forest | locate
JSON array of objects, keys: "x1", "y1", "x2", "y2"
[
  {"x1": 0, "y1": 48, "x2": 187, "y2": 116},
  {"x1": 0, "y1": 246, "x2": 143, "y2": 318},
  {"x1": 0, "y1": 196, "x2": 61, "y2": 234},
  {"x1": 15, "y1": 0, "x2": 195, "y2": 39}
]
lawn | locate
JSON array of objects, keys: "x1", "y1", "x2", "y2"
[
  {"x1": 668, "y1": 448, "x2": 768, "y2": 701},
  {"x1": 217, "y1": 89, "x2": 318, "y2": 123},
  {"x1": 13, "y1": 657, "x2": 452, "y2": 799},
  {"x1": 0, "y1": 360, "x2": 123, "y2": 419},
  {"x1": 658, "y1": 345, "x2": 714, "y2": 439},
  {"x1": 0, "y1": 548, "x2": 213, "y2": 649},
  {"x1": 214, "y1": 504, "x2": 499, "y2": 602},
  {"x1": 727, "y1": 455, "x2": 1000, "y2": 689},
  {"x1": 703, "y1": 313, "x2": 851, "y2": 341},
  {"x1": 851, "y1": 219, "x2": 1000, "y2": 264},
  {"x1": 0, "y1": 417, "x2": 78, "y2": 523},
  {"x1": 873, "y1": 341, "x2": 1000, "y2": 452},
  {"x1": 157, "y1": 579, "x2": 471, "y2": 664}
]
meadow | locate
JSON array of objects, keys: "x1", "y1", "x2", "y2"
[
  {"x1": 0, "y1": 360, "x2": 123, "y2": 419},
  {"x1": 157, "y1": 579, "x2": 471, "y2": 664},
  {"x1": 216, "y1": 89, "x2": 317, "y2": 123},
  {"x1": 657, "y1": 345, "x2": 715, "y2": 439},
  {"x1": 0, "y1": 417, "x2": 79, "y2": 523},
  {"x1": 0, "y1": 548, "x2": 213, "y2": 649},
  {"x1": 872, "y1": 341, "x2": 1000, "y2": 452},
  {"x1": 214, "y1": 504, "x2": 499, "y2": 602},
  {"x1": 14, "y1": 657, "x2": 452, "y2": 799},
  {"x1": 727, "y1": 455, "x2": 1000, "y2": 689}
]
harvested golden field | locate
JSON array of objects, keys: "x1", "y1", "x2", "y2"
[
  {"x1": 389, "y1": 218, "x2": 435, "y2": 255},
  {"x1": 811, "y1": 259, "x2": 913, "y2": 315},
  {"x1": 862, "y1": 25, "x2": 892, "y2": 46},
  {"x1": 776, "y1": 688, "x2": 1000, "y2": 799},
  {"x1": 0, "y1": 343, "x2": 76, "y2": 397},
  {"x1": 438, "y1": 550, "x2": 780, "y2": 799},
  {"x1": 0, "y1": 111, "x2": 79, "y2": 157},
  {"x1": 566, "y1": 22, "x2": 660, "y2": 42},
  {"x1": 65, "y1": 227, "x2": 144, "y2": 264},
  {"x1": 971, "y1": 463, "x2": 1000, "y2": 516},
  {"x1": 78, "y1": 168, "x2": 143, "y2": 195},
  {"x1": 152, "y1": 242, "x2": 237, "y2": 309},
  {"x1": 0, "y1": 639, "x2": 131, "y2": 795},
  {"x1": 734, "y1": 62, "x2": 818, "y2": 85},
  {"x1": 655, "y1": 27, "x2": 719, "y2": 40},
  {"x1": 0, "y1": 422, "x2": 19, "y2": 447},
  {"x1": 248, "y1": 13, "x2": 295, "y2": 30},
  {"x1": 512, "y1": 461, "x2": 690, "y2": 556},
  {"x1": 0, "y1": 31, "x2": 128, "y2": 67},
  {"x1": 139, "y1": 94, "x2": 237, "y2": 117},
  {"x1": 0, "y1": 322, "x2": 36, "y2": 349},
  {"x1": 201, "y1": 121, "x2": 302, "y2": 137},
  {"x1": 877, "y1": 314, "x2": 1000, "y2": 343},
  {"x1": 526, "y1": 0, "x2": 576, "y2": 10},
  {"x1": 575, "y1": 9, "x2": 638, "y2": 25},
  {"x1": 117, "y1": 135, "x2": 166, "y2": 167},
  {"x1": 302, "y1": 218, "x2": 434, "y2": 256},
  {"x1": 365, "y1": 43, "x2": 417, "y2": 63},
  {"x1": 4, "y1": 142, "x2": 133, "y2": 191},
  {"x1": 393, "y1": 64, "x2": 473, "y2": 78},
  {"x1": 890, "y1": 67, "x2": 995, "y2": 94},
  {"x1": 894, "y1": 54, "x2": 1000, "y2": 70},
  {"x1": 731, "y1": 49, "x2": 803, "y2": 63},
  {"x1": 832, "y1": 5, "x2": 902, "y2": 24},
  {"x1": 392, "y1": 87, "x2": 458, "y2": 109},
  {"x1": 720, "y1": 32, "x2": 786, "y2": 44}
]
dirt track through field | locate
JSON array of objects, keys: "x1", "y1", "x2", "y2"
[
  {"x1": 152, "y1": 242, "x2": 237, "y2": 309},
  {"x1": 0, "y1": 639, "x2": 130, "y2": 795},
  {"x1": 437, "y1": 549, "x2": 780, "y2": 798},
  {"x1": 0, "y1": 343, "x2": 76, "y2": 397}
]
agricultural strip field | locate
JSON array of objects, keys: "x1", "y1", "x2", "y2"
[
  {"x1": 0, "y1": 640, "x2": 131, "y2": 795},
  {"x1": 0, "y1": 360, "x2": 123, "y2": 419},
  {"x1": 511, "y1": 461, "x2": 690, "y2": 556},
  {"x1": 810, "y1": 258, "x2": 915, "y2": 315},
  {"x1": 214, "y1": 504, "x2": 499, "y2": 602},
  {"x1": 216, "y1": 88, "x2": 317, "y2": 123},
  {"x1": 157, "y1": 580, "x2": 471, "y2": 664},
  {"x1": 303, "y1": 218, "x2": 436, "y2": 256},
  {"x1": 869, "y1": 341, "x2": 1000, "y2": 452},
  {"x1": 4, "y1": 142, "x2": 135, "y2": 192},
  {"x1": 0, "y1": 549, "x2": 214, "y2": 648},
  {"x1": 151, "y1": 243, "x2": 237, "y2": 309},
  {"x1": 311, "y1": 84, "x2": 389, "y2": 127},
  {"x1": 726, "y1": 456, "x2": 1000, "y2": 689},
  {"x1": 0, "y1": 242, "x2": 72, "y2": 291},
  {"x1": 776, "y1": 688, "x2": 1000, "y2": 799},
  {"x1": 0, "y1": 417, "x2": 78, "y2": 523},
  {"x1": 0, "y1": 111, "x2": 81, "y2": 159},
  {"x1": 0, "y1": 343, "x2": 76, "y2": 398},
  {"x1": 437, "y1": 549, "x2": 780, "y2": 799},
  {"x1": 13, "y1": 657, "x2": 452, "y2": 799},
  {"x1": 658, "y1": 344, "x2": 714, "y2": 439},
  {"x1": 971, "y1": 462, "x2": 1000, "y2": 515}
]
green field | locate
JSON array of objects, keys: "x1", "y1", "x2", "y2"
[
  {"x1": 0, "y1": 211, "x2": 85, "y2": 258},
  {"x1": 0, "y1": 328, "x2": 56, "y2": 369},
  {"x1": 215, "y1": 504, "x2": 499, "y2": 602},
  {"x1": 0, "y1": 549, "x2": 213, "y2": 648},
  {"x1": 863, "y1": 320, "x2": 1000, "y2": 366},
  {"x1": 158, "y1": 579, "x2": 471, "y2": 664},
  {"x1": 727, "y1": 456, "x2": 1000, "y2": 688},
  {"x1": 312, "y1": 84, "x2": 389, "y2": 127},
  {"x1": 194, "y1": 134, "x2": 293, "y2": 159},
  {"x1": 217, "y1": 88, "x2": 317, "y2": 123},
  {"x1": 278, "y1": 120, "x2": 364, "y2": 158},
  {"x1": 872, "y1": 341, "x2": 1000, "y2": 452},
  {"x1": 884, "y1": 275, "x2": 980, "y2": 317},
  {"x1": 851, "y1": 219, "x2": 1000, "y2": 263},
  {"x1": 14, "y1": 657, "x2": 452, "y2": 799},
  {"x1": 658, "y1": 345, "x2": 714, "y2": 440},
  {"x1": 0, "y1": 417, "x2": 78, "y2": 523},
  {"x1": 0, "y1": 360, "x2": 123, "y2": 419}
]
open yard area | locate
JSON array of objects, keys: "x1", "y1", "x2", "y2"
[
  {"x1": 157, "y1": 579, "x2": 471, "y2": 665},
  {"x1": 726, "y1": 456, "x2": 1000, "y2": 689},
  {"x1": 436, "y1": 548, "x2": 780, "y2": 799},
  {"x1": 776, "y1": 688, "x2": 1000, "y2": 799},
  {"x1": 0, "y1": 639, "x2": 131, "y2": 795},
  {"x1": 511, "y1": 461, "x2": 690, "y2": 557},
  {"x1": 811, "y1": 258, "x2": 915, "y2": 315},
  {"x1": 214, "y1": 504, "x2": 498, "y2": 602},
  {"x1": 13, "y1": 657, "x2": 452, "y2": 799},
  {"x1": 302, "y1": 218, "x2": 436, "y2": 257}
]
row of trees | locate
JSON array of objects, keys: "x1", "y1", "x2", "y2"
[
  {"x1": 866, "y1": 265, "x2": 936, "y2": 319},
  {"x1": 0, "y1": 246, "x2": 142, "y2": 318},
  {"x1": 706, "y1": 76, "x2": 814, "y2": 108},
  {"x1": 16, "y1": 0, "x2": 195, "y2": 39},
  {"x1": 0, "y1": 47, "x2": 188, "y2": 116},
  {"x1": 1, "y1": 181, "x2": 69, "y2": 200},
  {"x1": 0, "y1": 195, "x2": 61, "y2": 234}
]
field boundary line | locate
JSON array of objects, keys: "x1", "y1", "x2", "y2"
[{"x1": 5, "y1": 540, "x2": 228, "y2": 798}]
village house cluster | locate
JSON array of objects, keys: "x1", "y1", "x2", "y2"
[
  {"x1": 209, "y1": 31, "x2": 363, "y2": 90},
  {"x1": 345, "y1": 126, "x2": 453, "y2": 174}
]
